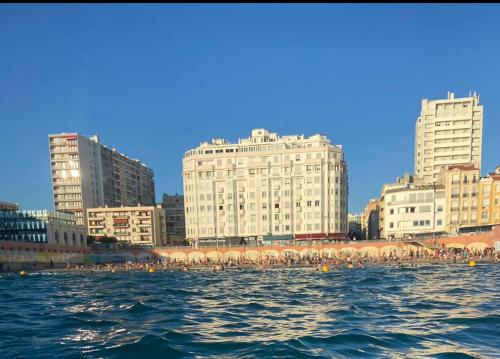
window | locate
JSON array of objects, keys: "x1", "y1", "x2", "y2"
[
  {"x1": 307, "y1": 201, "x2": 312, "y2": 207},
  {"x1": 437, "y1": 219, "x2": 442, "y2": 226},
  {"x1": 390, "y1": 209, "x2": 394, "y2": 215},
  {"x1": 315, "y1": 200, "x2": 320, "y2": 207},
  {"x1": 389, "y1": 222, "x2": 394, "y2": 228},
  {"x1": 274, "y1": 203, "x2": 279, "y2": 209}
]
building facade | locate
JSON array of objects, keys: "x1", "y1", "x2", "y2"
[
  {"x1": 348, "y1": 213, "x2": 364, "y2": 240},
  {"x1": 414, "y1": 92, "x2": 483, "y2": 184},
  {"x1": 379, "y1": 173, "x2": 415, "y2": 239},
  {"x1": 362, "y1": 199, "x2": 380, "y2": 240},
  {"x1": 477, "y1": 166, "x2": 500, "y2": 226},
  {"x1": 162, "y1": 194, "x2": 186, "y2": 245},
  {"x1": 49, "y1": 133, "x2": 155, "y2": 226},
  {"x1": 0, "y1": 210, "x2": 86, "y2": 246},
  {"x1": 437, "y1": 164, "x2": 480, "y2": 235},
  {"x1": 182, "y1": 129, "x2": 348, "y2": 244},
  {"x1": 87, "y1": 205, "x2": 166, "y2": 246},
  {"x1": 0, "y1": 201, "x2": 19, "y2": 212},
  {"x1": 383, "y1": 184, "x2": 446, "y2": 240}
]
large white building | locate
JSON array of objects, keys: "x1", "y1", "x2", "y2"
[
  {"x1": 414, "y1": 91, "x2": 483, "y2": 184},
  {"x1": 182, "y1": 129, "x2": 348, "y2": 244},
  {"x1": 382, "y1": 183, "x2": 447, "y2": 240},
  {"x1": 49, "y1": 133, "x2": 155, "y2": 226}
]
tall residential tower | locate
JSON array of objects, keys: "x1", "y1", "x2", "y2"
[
  {"x1": 182, "y1": 129, "x2": 348, "y2": 245},
  {"x1": 49, "y1": 133, "x2": 155, "y2": 226},
  {"x1": 414, "y1": 92, "x2": 483, "y2": 184}
]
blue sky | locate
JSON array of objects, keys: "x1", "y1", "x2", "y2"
[{"x1": 1, "y1": 4, "x2": 499, "y2": 213}]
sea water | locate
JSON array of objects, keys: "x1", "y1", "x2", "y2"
[{"x1": 0, "y1": 263, "x2": 499, "y2": 358}]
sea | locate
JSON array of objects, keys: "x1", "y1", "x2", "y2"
[{"x1": 0, "y1": 263, "x2": 499, "y2": 358}]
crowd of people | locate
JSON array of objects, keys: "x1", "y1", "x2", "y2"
[{"x1": 63, "y1": 245, "x2": 499, "y2": 273}]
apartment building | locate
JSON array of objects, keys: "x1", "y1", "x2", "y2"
[
  {"x1": 382, "y1": 182, "x2": 446, "y2": 240},
  {"x1": 414, "y1": 92, "x2": 483, "y2": 184},
  {"x1": 182, "y1": 128, "x2": 348, "y2": 244},
  {"x1": 362, "y1": 199, "x2": 380, "y2": 240},
  {"x1": 87, "y1": 205, "x2": 166, "y2": 246},
  {"x1": 478, "y1": 166, "x2": 500, "y2": 226},
  {"x1": 162, "y1": 193, "x2": 186, "y2": 245},
  {"x1": 437, "y1": 164, "x2": 480, "y2": 235},
  {"x1": 379, "y1": 173, "x2": 415, "y2": 238},
  {"x1": 49, "y1": 133, "x2": 155, "y2": 226}
]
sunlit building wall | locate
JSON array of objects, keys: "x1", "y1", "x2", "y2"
[
  {"x1": 414, "y1": 91, "x2": 483, "y2": 184},
  {"x1": 49, "y1": 133, "x2": 155, "y2": 226},
  {"x1": 182, "y1": 129, "x2": 348, "y2": 244}
]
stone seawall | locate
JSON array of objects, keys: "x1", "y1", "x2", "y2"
[{"x1": 0, "y1": 241, "x2": 90, "y2": 272}]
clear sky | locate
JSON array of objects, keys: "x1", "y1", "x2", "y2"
[{"x1": 1, "y1": 4, "x2": 499, "y2": 213}]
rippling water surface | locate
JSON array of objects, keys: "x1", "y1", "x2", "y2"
[{"x1": 1, "y1": 263, "x2": 499, "y2": 358}]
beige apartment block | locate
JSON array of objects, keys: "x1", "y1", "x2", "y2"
[
  {"x1": 182, "y1": 128, "x2": 348, "y2": 244},
  {"x1": 414, "y1": 92, "x2": 483, "y2": 184},
  {"x1": 49, "y1": 133, "x2": 155, "y2": 226},
  {"x1": 437, "y1": 164, "x2": 480, "y2": 234},
  {"x1": 87, "y1": 205, "x2": 166, "y2": 246},
  {"x1": 477, "y1": 166, "x2": 500, "y2": 226}
]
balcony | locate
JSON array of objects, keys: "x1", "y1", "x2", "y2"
[
  {"x1": 113, "y1": 232, "x2": 130, "y2": 236},
  {"x1": 451, "y1": 194, "x2": 460, "y2": 198}
]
